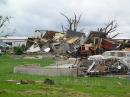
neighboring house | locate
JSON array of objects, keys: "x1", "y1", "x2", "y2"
[
  {"x1": 113, "y1": 37, "x2": 130, "y2": 42},
  {"x1": 113, "y1": 37, "x2": 130, "y2": 50},
  {"x1": 0, "y1": 41, "x2": 11, "y2": 53},
  {"x1": 0, "y1": 36, "x2": 28, "y2": 47},
  {"x1": 0, "y1": 41, "x2": 10, "y2": 48}
]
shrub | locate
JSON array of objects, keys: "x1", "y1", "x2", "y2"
[{"x1": 13, "y1": 45, "x2": 25, "y2": 55}]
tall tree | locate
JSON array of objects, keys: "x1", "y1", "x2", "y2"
[{"x1": 60, "y1": 12, "x2": 82, "y2": 32}]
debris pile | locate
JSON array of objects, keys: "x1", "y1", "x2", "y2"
[
  {"x1": 82, "y1": 51, "x2": 129, "y2": 75},
  {"x1": 26, "y1": 30, "x2": 86, "y2": 57},
  {"x1": 19, "y1": 28, "x2": 130, "y2": 76}
]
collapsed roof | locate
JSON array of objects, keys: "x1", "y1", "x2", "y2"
[{"x1": 66, "y1": 31, "x2": 86, "y2": 38}]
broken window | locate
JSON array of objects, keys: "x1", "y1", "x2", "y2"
[
  {"x1": 6, "y1": 42, "x2": 12, "y2": 46},
  {"x1": 117, "y1": 52, "x2": 126, "y2": 57}
]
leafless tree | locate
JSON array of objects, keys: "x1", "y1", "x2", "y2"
[
  {"x1": 98, "y1": 20, "x2": 118, "y2": 34},
  {"x1": 0, "y1": 16, "x2": 11, "y2": 36},
  {"x1": 73, "y1": 13, "x2": 82, "y2": 32},
  {"x1": 111, "y1": 33, "x2": 120, "y2": 38},
  {"x1": 61, "y1": 24, "x2": 65, "y2": 33},
  {"x1": 60, "y1": 12, "x2": 82, "y2": 32}
]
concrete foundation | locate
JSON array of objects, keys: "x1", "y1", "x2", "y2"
[{"x1": 14, "y1": 64, "x2": 78, "y2": 76}]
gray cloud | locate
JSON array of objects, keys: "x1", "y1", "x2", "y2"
[{"x1": 0, "y1": 0, "x2": 130, "y2": 37}]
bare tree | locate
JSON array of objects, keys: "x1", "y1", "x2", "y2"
[
  {"x1": 60, "y1": 12, "x2": 82, "y2": 32},
  {"x1": 98, "y1": 20, "x2": 118, "y2": 34},
  {"x1": 61, "y1": 24, "x2": 65, "y2": 33},
  {"x1": 111, "y1": 33, "x2": 120, "y2": 38},
  {"x1": 73, "y1": 13, "x2": 82, "y2": 32},
  {"x1": 0, "y1": 16, "x2": 11, "y2": 36}
]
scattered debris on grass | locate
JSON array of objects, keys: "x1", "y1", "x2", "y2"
[
  {"x1": 44, "y1": 78, "x2": 54, "y2": 85},
  {"x1": 20, "y1": 80, "x2": 35, "y2": 84},
  {"x1": 0, "y1": 89, "x2": 7, "y2": 94}
]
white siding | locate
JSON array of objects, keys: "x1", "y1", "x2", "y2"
[{"x1": 0, "y1": 37, "x2": 28, "y2": 47}]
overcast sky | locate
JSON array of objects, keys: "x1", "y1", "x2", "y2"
[{"x1": 0, "y1": 0, "x2": 130, "y2": 37}]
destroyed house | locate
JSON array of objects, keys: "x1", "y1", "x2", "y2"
[
  {"x1": 102, "y1": 38, "x2": 117, "y2": 50},
  {"x1": 66, "y1": 37, "x2": 80, "y2": 52},
  {"x1": 43, "y1": 30, "x2": 64, "y2": 41},
  {"x1": 66, "y1": 31, "x2": 86, "y2": 45},
  {"x1": 35, "y1": 30, "x2": 64, "y2": 40},
  {"x1": 81, "y1": 31, "x2": 118, "y2": 55},
  {"x1": 26, "y1": 30, "x2": 65, "y2": 53},
  {"x1": 43, "y1": 30, "x2": 56, "y2": 40},
  {"x1": 86, "y1": 31, "x2": 115, "y2": 44}
]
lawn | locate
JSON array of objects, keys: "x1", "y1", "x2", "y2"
[{"x1": 0, "y1": 55, "x2": 130, "y2": 97}]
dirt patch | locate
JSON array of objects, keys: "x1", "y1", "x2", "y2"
[
  {"x1": 0, "y1": 89, "x2": 8, "y2": 94},
  {"x1": 16, "y1": 87, "x2": 90, "y2": 97}
]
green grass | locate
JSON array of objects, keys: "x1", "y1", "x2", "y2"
[
  {"x1": 0, "y1": 55, "x2": 54, "y2": 80},
  {"x1": 0, "y1": 55, "x2": 130, "y2": 97}
]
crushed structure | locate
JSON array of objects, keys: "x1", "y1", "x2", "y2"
[{"x1": 21, "y1": 29, "x2": 130, "y2": 76}]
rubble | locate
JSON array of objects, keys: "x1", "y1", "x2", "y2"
[
  {"x1": 26, "y1": 44, "x2": 41, "y2": 53},
  {"x1": 22, "y1": 29, "x2": 130, "y2": 76},
  {"x1": 84, "y1": 51, "x2": 129, "y2": 75},
  {"x1": 44, "y1": 47, "x2": 50, "y2": 53},
  {"x1": 20, "y1": 80, "x2": 35, "y2": 84}
]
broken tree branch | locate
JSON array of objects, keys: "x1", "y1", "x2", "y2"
[{"x1": 97, "y1": 20, "x2": 118, "y2": 36}]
